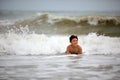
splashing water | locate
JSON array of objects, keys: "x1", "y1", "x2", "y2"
[
  {"x1": 0, "y1": 27, "x2": 120, "y2": 55},
  {"x1": 0, "y1": 11, "x2": 120, "y2": 80}
]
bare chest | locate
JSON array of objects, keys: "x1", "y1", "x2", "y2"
[{"x1": 69, "y1": 46, "x2": 79, "y2": 53}]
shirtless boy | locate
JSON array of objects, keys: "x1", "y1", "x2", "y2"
[{"x1": 65, "y1": 35, "x2": 82, "y2": 54}]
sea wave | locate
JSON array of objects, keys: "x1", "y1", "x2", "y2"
[
  {"x1": 11, "y1": 13, "x2": 120, "y2": 27},
  {"x1": 0, "y1": 13, "x2": 120, "y2": 36},
  {"x1": 0, "y1": 28, "x2": 120, "y2": 55}
]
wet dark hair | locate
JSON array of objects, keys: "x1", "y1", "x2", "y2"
[{"x1": 69, "y1": 35, "x2": 78, "y2": 42}]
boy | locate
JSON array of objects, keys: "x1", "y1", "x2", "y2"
[{"x1": 65, "y1": 35, "x2": 82, "y2": 55}]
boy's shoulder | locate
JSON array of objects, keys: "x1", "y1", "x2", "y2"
[
  {"x1": 67, "y1": 45, "x2": 72, "y2": 49},
  {"x1": 77, "y1": 45, "x2": 81, "y2": 47},
  {"x1": 67, "y1": 44, "x2": 72, "y2": 47}
]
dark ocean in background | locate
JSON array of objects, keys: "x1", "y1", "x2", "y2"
[{"x1": 0, "y1": 10, "x2": 120, "y2": 80}]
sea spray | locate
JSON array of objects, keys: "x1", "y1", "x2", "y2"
[
  {"x1": 0, "y1": 27, "x2": 120, "y2": 55},
  {"x1": 0, "y1": 27, "x2": 68, "y2": 55}
]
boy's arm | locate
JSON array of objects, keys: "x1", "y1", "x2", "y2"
[
  {"x1": 65, "y1": 46, "x2": 70, "y2": 54},
  {"x1": 78, "y1": 45, "x2": 82, "y2": 54}
]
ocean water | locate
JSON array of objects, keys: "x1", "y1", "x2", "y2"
[{"x1": 0, "y1": 10, "x2": 120, "y2": 80}]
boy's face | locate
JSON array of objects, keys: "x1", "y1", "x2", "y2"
[{"x1": 70, "y1": 38, "x2": 78, "y2": 46}]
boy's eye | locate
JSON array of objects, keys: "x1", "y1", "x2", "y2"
[
  {"x1": 72, "y1": 38, "x2": 78, "y2": 42},
  {"x1": 73, "y1": 40, "x2": 78, "y2": 42}
]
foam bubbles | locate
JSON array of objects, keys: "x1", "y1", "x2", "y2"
[
  {"x1": 0, "y1": 29, "x2": 120, "y2": 55},
  {"x1": 81, "y1": 33, "x2": 120, "y2": 55},
  {"x1": 0, "y1": 32, "x2": 68, "y2": 55}
]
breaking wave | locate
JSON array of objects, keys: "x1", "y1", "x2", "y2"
[
  {"x1": 0, "y1": 27, "x2": 120, "y2": 56},
  {"x1": 11, "y1": 13, "x2": 120, "y2": 27},
  {"x1": 0, "y1": 13, "x2": 120, "y2": 36}
]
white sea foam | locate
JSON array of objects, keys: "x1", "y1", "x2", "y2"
[
  {"x1": 0, "y1": 32, "x2": 68, "y2": 55},
  {"x1": 0, "y1": 20, "x2": 15, "y2": 26},
  {"x1": 0, "y1": 27, "x2": 120, "y2": 55},
  {"x1": 82, "y1": 33, "x2": 120, "y2": 55}
]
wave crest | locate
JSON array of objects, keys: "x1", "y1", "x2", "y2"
[{"x1": 11, "y1": 13, "x2": 120, "y2": 27}]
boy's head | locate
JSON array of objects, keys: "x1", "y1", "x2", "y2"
[{"x1": 69, "y1": 35, "x2": 78, "y2": 46}]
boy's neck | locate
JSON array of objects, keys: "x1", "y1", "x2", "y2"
[{"x1": 71, "y1": 44, "x2": 77, "y2": 47}]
